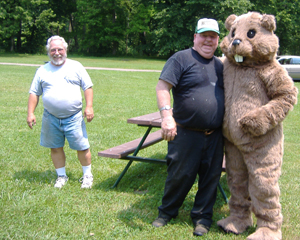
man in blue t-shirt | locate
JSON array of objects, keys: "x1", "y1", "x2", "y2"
[
  {"x1": 27, "y1": 36, "x2": 94, "y2": 189},
  {"x1": 152, "y1": 18, "x2": 224, "y2": 236}
]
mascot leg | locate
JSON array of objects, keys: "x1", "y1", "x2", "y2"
[
  {"x1": 245, "y1": 142, "x2": 283, "y2": 240},
  {"x1": 217, "y1": 140, "x2": 253, "y2": 234}
]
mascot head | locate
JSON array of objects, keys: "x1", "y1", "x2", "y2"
[{"x1": 221, "y1": 12, "x2": 279, "y2": 67}]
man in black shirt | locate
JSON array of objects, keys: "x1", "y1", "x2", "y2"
[{"x1": 152, "y1": 18, "x2": 224, "y2": 236}]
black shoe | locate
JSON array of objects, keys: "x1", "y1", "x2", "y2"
[
  {"x1": 193, "y1": 224, "x2": 209, "y2": 236},
  {"x1": 152, "y1": 217, "x2": 169, "y2": 227}
]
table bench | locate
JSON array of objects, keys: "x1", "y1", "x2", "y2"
[
  {"x1": 98, "y1": 112, "x2": 228, "y2": 203},
  {"x1": 98, "y1": 128, "x2": 165, "y2": 162},
  {"x1": 98, "y1": 112, "x2": 165, "y2": 188}
]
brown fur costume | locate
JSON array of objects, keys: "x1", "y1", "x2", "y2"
[{"x1": 217, "y1": 12, "x2": 298, "y2": 240}]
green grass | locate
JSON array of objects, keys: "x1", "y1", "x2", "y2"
[
  {"x1": 0, "y1": 54, "x2": 299, "y2": 239},
  {"x1": 0, "y1": 53, "x2": 166, "y2": 70}
]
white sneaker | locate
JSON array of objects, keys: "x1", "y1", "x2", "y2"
[
  {"x1": 54, "y1": 175, "x2": 68, "y2": 188},
  {"x1": 79, "y1": 175, "x2": 93, "y2": 189}
]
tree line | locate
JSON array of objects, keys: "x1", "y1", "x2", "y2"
[{"x1": 1, "y1": 0, "x2": 299, "y2": 58}]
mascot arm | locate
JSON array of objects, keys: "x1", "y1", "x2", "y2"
[{"x1": 239, "y1": 64, "x2": 298, "y2": 136}]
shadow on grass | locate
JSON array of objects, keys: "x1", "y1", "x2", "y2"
[
  {"x1": 13, "y1": 169, "x2": 55, "y2": 183},
  {"x1": 13, "y1": 169, "x2": 78, "y2": 184},
  {"x1": 94, "y1": 154, "x2": 232, "y2": 231},
  {"x1": 94, "y1": 154, "x2": 167, "y2": 191}
]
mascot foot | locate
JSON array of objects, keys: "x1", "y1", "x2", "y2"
[
  {"x1": 247, "y1": 227, "x2": 282, "y2": 240},
  {"x1": 217, "y1": 215, "x2": 253, "y2": 234}
]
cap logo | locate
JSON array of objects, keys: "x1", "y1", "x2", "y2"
[{"x1": 196, "y1": 18, "x2": 220, "y2": 34}]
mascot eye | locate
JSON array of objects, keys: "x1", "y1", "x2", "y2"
[
  {"x1": 247, "y1": 29, "x2": 256, "y2": 38},
  {"x1": 231, "y1": 30, "x2": 235, "y2": 38}
]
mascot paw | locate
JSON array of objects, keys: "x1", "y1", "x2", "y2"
[
  {"x1": 217, "y1": 216, "x2": 253, "y2": 234},
  {"x1": 247, "y1": 227, "x2": 282, "y2": 240},
  {"x1": 239, "y1": 114, "x2": 268, "y2": 136}
]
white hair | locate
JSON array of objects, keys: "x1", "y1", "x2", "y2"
[{"x1": 46, "y1": 35, "x2": 68, "y2": 52}]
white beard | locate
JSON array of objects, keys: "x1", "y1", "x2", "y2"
[{"x1": 49, "y1": 53, "x2": 67, "y2": 66}]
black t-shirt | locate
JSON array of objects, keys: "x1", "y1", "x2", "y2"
[{"x1": 159, "y1": 48, "x2": 224, "y2": 129}]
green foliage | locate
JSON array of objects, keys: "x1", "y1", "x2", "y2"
[
  {"x1": 151, "y1": 1, "x2": 194, "y2": 57},
  {"x1": 0, "y1": 0, "x2": 64, "y2": 53},
  {"x1": 0, "y1": 54, "x2": 300, "y2": 239},
  {"x1": 0, "y1": 0, "x2": 23, "y2": 51},
  {"x1": 125, "y1": 2, "x2": 154, "y2": 56},
  {"x1": 1, "y1": 1, "x2": 300, "y2": 57},
  {"x1": 75, "y1": 0, "x2": 129, "y2": 55},
  {"x1": 249, "y1": 0, "x2": 300, "y2": 55}
]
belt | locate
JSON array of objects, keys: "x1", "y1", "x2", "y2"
[{"x1": 176, "y1": 123, "x2": 215, "y2": 135}]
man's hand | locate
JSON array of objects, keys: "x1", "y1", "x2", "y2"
[
  {"x1": 83, "y1": 87, "x2": 93, "y2": 122},
  {"x1": 27, "y1": 113, "x2": 36, "y2": 129},
  {"x1": 27, "y1": 93, "x2": 39, "y2": 129},
  {"x1": 84, "y1": 106, "x2": 94, "y2": 122},
  {"x1": 156, "y1": 79, "x2": 175, "y2": 141},
  {"x1": 161, "y1": 116, "x2": 177, "y2": 141}
]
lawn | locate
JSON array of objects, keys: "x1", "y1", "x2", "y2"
[{"x1": 0, "y1": 54, "x2": 299, "y2": 240}]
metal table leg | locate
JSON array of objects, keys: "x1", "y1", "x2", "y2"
[
  {"x1": 218, "y1": 182, "x2": 228, "y2": 203},
  {"x1": 112, "y1": 126, "x2": 153, "y2": 188}
]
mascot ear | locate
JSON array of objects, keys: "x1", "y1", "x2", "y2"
[
  {"x1": 225, "y1": 14, "x2": 237, "y2": 31},
  {"x1": 261, "y1": 14, "x2": 276, "y2": 32}
]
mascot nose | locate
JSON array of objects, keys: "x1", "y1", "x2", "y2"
[{"x1": 233, "y1": 39, "x2": 241, "y2": 46}]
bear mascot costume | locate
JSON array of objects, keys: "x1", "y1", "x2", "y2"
[{"x1": 217, "y1": 12, "x2": 298, "y2": 240}]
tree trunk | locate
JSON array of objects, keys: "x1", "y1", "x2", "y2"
[
  {"x1": 10, "y1": 36, "x2": 14, "y2": 52},
  {"x1": 17, "y1": 20, "x2": 22, "y2": 51}
]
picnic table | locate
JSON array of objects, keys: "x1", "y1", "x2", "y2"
[{"x1": 98, "y1": 112, "x2": 228, "y2": 203}]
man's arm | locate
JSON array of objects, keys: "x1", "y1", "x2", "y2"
[
  {"x1": 156, "y1": 79, "x2": 177, "y2": 141},
  {"x1": 27, "y1": 93, "x2": 39, "y2": 129},
  {"x1": 84, "y1": 87, "x2": 94, "y2": 122}
]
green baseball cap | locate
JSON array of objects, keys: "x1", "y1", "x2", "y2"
[{"x1": 195, "y1": 18, "x2": 220, "y2": 35}]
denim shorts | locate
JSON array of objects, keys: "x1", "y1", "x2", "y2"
[{"x1": 40, "y1": 109, "x2": 90, "y2": 150}]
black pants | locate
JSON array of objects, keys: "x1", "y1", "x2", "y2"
[{"x1": 158, "y1": 126, "x2": 223, "y2": 227}]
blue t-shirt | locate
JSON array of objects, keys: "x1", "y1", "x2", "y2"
[
  {"x1": 29, "y1": 59, "x2": 93, "y2": 118},
  {"x1": 159, "y1": 48, "x2": 224, "y2": 129}
]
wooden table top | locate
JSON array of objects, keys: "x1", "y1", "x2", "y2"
[{"x1": 127, "y1": 112, "x2": 162, "y2": 127}]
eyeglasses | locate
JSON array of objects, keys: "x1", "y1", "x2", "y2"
[
  {"x1": 198, "y1": 33, "x2": 218, "y2": 40},
  {"x1": 50, "y1": 48, "x2": 65, "y2": 53}
]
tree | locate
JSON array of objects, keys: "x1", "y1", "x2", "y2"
[
  {"x1": 149, "y1": 0, "x2": 194, "y2": 57},
  {"x1": 75, "y1": 0, "x2": 128, "y2": 55},
  {"x1": 21, "y1": 0, "x2": 57, "y2": 53},
  {"x1": 147, "y1": 0, "x2": 252, "y2": 58},
  {"x1": 1, "y1": 0, "x2": 299, "y2": 56},
  {"x1": 0, "y1": 0, "x2": 23, "y2": 51},
  {"x1": 48, "y1": 0, "x2": 78, "y2": 50},
  {"x1": 249, "y1": 0, "x2": 300, "y2": 55},
  {"x1": 0, "y1": 0, "x2": 72, "y2": 53},
  {"x1": 125, "y1": 1, "x2": 153, "y2": 56}
]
